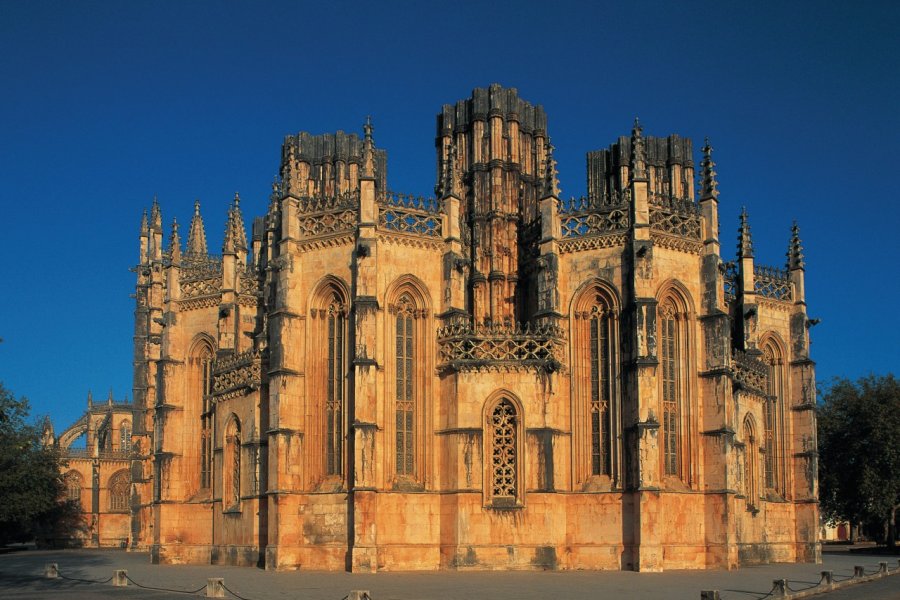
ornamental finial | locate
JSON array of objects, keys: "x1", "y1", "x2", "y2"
[
  {"x1": 737, "y1": 207, "x2": 754, "y2": 259},
  {"x1": 542, "y1": 140, "x2": 560, "y2": 198},
  {"x1": 788, "y1": 221, "x2": 805, "y2": 270},
  {"x1": 631, "y1": 117, "x2": 646, "y2": 180},
  {"x1": 186, "y1": 199, "x2": 207, "y2": 256},
  {"x1": 700, "y1": 137, "x2": 719, "y2": 200}
]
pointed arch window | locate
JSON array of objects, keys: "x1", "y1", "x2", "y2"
[
  {"x1": 488, "y1": 398, "x2": 521, "y2": 506},
  {"x1": 762, "y1": 342, "x2": 784, "y2": 493},
  {"x1": 572, "y1": 283, "x2": 620, "y2": 485},
  {"x1": 743, "y1": 416, "x2": 759, "y2": 508},
  {"x1": 119, "y1": 420, "x2": 131, "y2": 452},
  {"x1": 65, "y1": 471, "x2": 83, "y2": 503},
  {"x1": 108, "y1": 469, "x2": 130, "y2": 512},
  {"x1": 659, "y1": 297, "x2": 683, "y2": 478}
]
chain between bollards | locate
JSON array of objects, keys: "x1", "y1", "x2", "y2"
[
  {"x1": 698, "y1": 559, "x2": 900, "y2": 599},
  {"x1": 47, "y1": 564, "x2": 375, "y2": 600}
]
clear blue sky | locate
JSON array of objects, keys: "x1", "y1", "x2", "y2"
[{"x1": 1, "y1": 1, "x2": 898, "y2": 431}]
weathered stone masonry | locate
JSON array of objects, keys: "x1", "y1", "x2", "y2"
[{"x1": 129, "y1": 84, "x2": 819, "y2": 571}]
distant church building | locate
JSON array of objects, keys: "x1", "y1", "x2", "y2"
[
  {"x1": 128, "y1": 85, "x2": 819, "y2": 571},
  {"x1": 44, "y1": 391, "x2": 134, "y2": 547}
]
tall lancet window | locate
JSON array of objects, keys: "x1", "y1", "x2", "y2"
[
  {"x1": 197, "y1": 343, "x2": 214, "y2": 489},
  {"x1": 395, "y1": 294, "x2": 415, "y2": 477},
  {"x1": 119, "y1": 420, "x2": 131, "y2": 452},
  {"x1": 660, "y1": 298, "x2": 681, "y2": 478},
  {"x1": 572, "y1": 283, "x2": 619, "y2": 484},
  {"x1": 762, "y1": 341, "x2": 784, "y2": 493},
  {"x1": 325, "y1": 294, "x2": 345, "y2": 476}
]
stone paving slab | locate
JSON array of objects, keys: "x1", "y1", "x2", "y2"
[{"x1": 0, "y1": 549, "x2": 897, "y2": 600}]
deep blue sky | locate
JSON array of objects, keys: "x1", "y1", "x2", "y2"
[{"x1": 1, "y1": 1, "x2": 898, "y2": 431}]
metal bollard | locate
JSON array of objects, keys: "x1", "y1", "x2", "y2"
[
  {"x1": 700, "y1": 591, "x2": 721, "y2": 600},
  {"x1": 853, "y1": 565, "x2": 865, "y2": 577},
  {"x1": 206, "y1": 577, "x2": 225, "y2": 598},
  {"x1": 113, "y1": 570, "x2": 127, "y2": 586},
  {"x1": 772, "y1": 579, "x2": 787, "y2": 597},
  {"x1": 348, "y1": 591, "x2": 371, "y2": 600},
  {"x1": 44, "y1": 563, "x2": 58, "y2": 579},
  {"x1": 821, "y1": 570, "x2": 833, "y2": 585}
]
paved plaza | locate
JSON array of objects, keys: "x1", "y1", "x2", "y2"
[{"x1": 0, "y1": 547, "x2": 897, "y2": 600}]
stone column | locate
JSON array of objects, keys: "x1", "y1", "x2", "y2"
[{"x1": 349, "y1": 169, "x2": 379, "y2": 572}]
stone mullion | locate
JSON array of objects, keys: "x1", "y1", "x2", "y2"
[{"x1": 609, "y1": 312, "x2": 622, "y2": 488}]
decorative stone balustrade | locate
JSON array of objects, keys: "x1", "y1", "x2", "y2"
[
  {"x1": 212, "y1": 350, "x2": 262, "y2": 401},
  {"x1": 754, "y1": 265, "x2": 793, "y2": 301},
  {"x1": 732, "y1": 348, "x2": 769, "y2": 395},
  {"x1": 648, "y1": 191, "x2": 702, "y2": 241},
  {"x1": 377, "y1": 191, "x2": 442, "y2": 238},
  {"x1": 437, "y1": 320, "x2": 565, "y2": 373}
]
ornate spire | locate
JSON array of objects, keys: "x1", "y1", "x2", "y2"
[
  {"x1": 223, "y1": 203, "x2": 235, "y2": 254},
  {"x1": 737, "y1": 207, "x2": 754, "y2": 259},
  {"x1": 150, "y1": 195, "x2": 163, "y2": 232},
  {"x1": 362, "y1": 115, "x2": 375, "y2": 178},
  {"x1": 186, "y1": 199, "x2": 208, "y2": 256},
  {"x1": 630, "y1": 117, "x2": 647, "y2": 180},
  {"x1": 222, "y1": 193, "x2": 247, "y2": 254},
  {"x1": 700, "y1": 137, "x2": 719, "y2": 200},
  {"x1": 230, "y1": 192, "x2": 248, "y2": 251},
  {"x1": 107, "y1": 388, "x2": 114, "y2": 405},
  {"x1": 139, "y1": 209, "x2": 149, "y2": 237},
  {"x1": 788, "y1": 221, "x2": 805, "y2": 270},
  {"x1": 542, "y1": 140, "x2": 560, "y2": 198},
  {"x1": 269, "y1": 177, "x2": 282, "y2": 210},
  {"x1": 168, "y1": 218, "x2": 181, "y2": 262},
  {"x1": 87, "y1": 389, "x2": 93, "y2": 408}
]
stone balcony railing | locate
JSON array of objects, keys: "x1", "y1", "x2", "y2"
[
  {"x1": 648, "y1": 191, "x2": 702, "y2": 241},
  {"x1": 732, "y1": 348, "x2": 769, "y2": 395},
  {"x1": 377, "y1": 191, "x2": 443, "y2": 238},
  {"x1": 559, "y1": 190, "x2": 630, "y2": 239},
  {"x1": 212, "y1": 350, "x2": 263, "y2": 401},
  {"x1": 295, "y1": 191, "x2": 359, "y2": 239},
  {"x1": 754, "y1": 264, "x2": 793, "y2": 302},
  {"x1": 437, "y1": 320, "x2": 565, "y2": 373},
  {"x1": 64, "y1": 448, "x2": 133, "y2": 460}
]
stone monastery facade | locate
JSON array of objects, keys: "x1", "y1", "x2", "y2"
[{"x1": 130, "y1": 85, "x2": 819, "y2": 571}]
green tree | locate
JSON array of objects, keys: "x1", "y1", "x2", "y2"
[
  {"x1": 0, "y1": 382, "x2": 70, "y2": 545},
  {"x1": 818, "y1": 374, "x2": 900, "y2": 547}
]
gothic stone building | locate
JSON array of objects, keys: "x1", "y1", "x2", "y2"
[
  {"x1": 130, "y1": 85, "x2": 819, "y2": 571},
  {"x1": 44, "y1": 392, "x2": 134, "y2": 547}
]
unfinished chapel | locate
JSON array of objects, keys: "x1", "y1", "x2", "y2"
[{"x1": 128, "y1": 85, "x2": 820, "y2": 572}]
